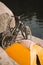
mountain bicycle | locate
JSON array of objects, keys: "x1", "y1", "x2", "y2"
[{"x1": 2, "y1": 15, "x2": 32, "y2": 48}]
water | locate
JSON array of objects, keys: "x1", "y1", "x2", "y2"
[{"x1": 24, "y1": 15, "x2": 43, "y2": 39}]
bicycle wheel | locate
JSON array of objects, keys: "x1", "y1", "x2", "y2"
[{"x1": 2, "y1": 34, "x2": 13, "y2": 48}]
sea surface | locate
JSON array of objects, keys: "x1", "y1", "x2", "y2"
[{"x1": 24, "y1": 15, "x2": 43, "y2": 39}]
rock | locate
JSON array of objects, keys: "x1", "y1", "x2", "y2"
[
  {"x1": 0, "y1": 47, "x2": 19, "y2": 65},
  {"x1": 0, "y1": 2, "x2": 15, "y2": 33},
  {"x1": 0, "y1": 2, "x2": 13, "y2": 16},
  {"x1": 20, "y1": 40, "x2": 34, "y2": 48}
]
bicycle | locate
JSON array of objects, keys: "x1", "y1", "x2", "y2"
[{"x1": 2, "y1": 15, "x2": 32, "y2": 48}]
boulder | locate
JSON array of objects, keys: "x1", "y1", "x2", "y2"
[
  {"x1": 0, "y1": 2, "x2": 15, "y2": 33},
  {"x1": 0, "y1": 2, "x2": 13, "y2": 16}
]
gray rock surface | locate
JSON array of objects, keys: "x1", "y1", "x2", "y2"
[
  {"x1": 0, "y1": 2, "x2": 13, "y2": 16},
  {"x1": 0, "y1": 2, "x2": 15, "y2": 33}
]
